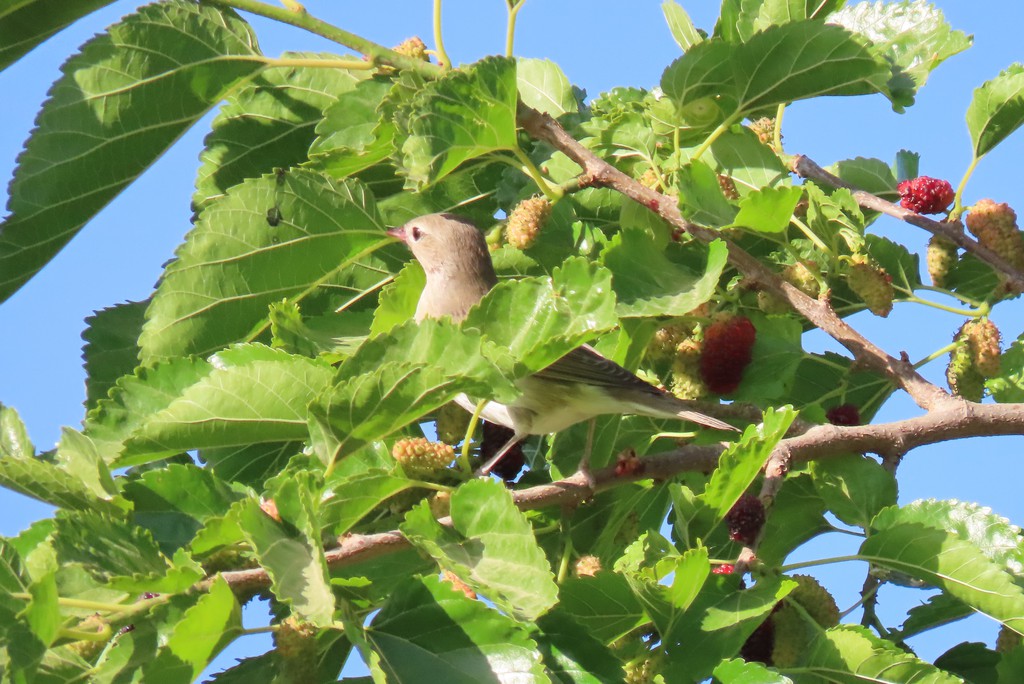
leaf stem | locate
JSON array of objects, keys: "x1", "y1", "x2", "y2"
[
  {"x1": 60, "y1": 625, "x2": 113, "y2": 642},
  {"x1": 951, "y1": 155, "x2": 980, "y2": 219},
  {"x1": 789, "y1": 216, "x2": 831, "y2": 254},
  {"x1": 433, "y1": 0, "x2": 452, "y2": 69},
  {"x1": 898, "y1": 290, "x2": 980, "y2": 317},
  {"x1": 505, "y1": 0, "x2": 526, "y2": 56},
  {"x1": 772, "y1": 104, "x2": 785, "y2": 152},
  {"x1": 778, "y1": 555, "x2": 865, "y2": 573},
  {"x1": 210, "y1": 0, "x2": 441, "y2": 77},
  {"x1": 252, "y1": 55, "x2": 376, "y2": 70},
  {"x1": 690, "y1": 114, "x2": 739, "y2": 161},
  {"x1": 458, "y1": 400, "x2": 488, "y2": 474},
  {"x1": 9, "y1": 592, "x2": 166, "y2": 616},
  {"x1": 512, "y1": 146, "x2": 562, "y2": 201},
  {"x1": 914, "y1": 341, "x2": 958, "y2": 370}
]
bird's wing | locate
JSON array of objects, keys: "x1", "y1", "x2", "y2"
[{"x1": 533, "y1": 346, "x2": 661, "y2": 394}]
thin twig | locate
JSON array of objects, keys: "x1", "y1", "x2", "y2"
[
  {"x1": 792, "y1": 155, "x2": 1024, "y2": 292},
  {"x1": 515, "y1": 104, "x2": 950, "y2": 411}
]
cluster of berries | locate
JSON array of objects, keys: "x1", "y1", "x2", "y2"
[{"x1": 946, "y1": 318, "x2": 1002, "y2": 401}]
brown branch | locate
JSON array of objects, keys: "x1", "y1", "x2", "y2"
[
  {"x1": 214, "y1": 401, "x2": 1024, "y2": 595},
  {"x1": 516, "y1": 104, "x2": 949, "y2": 411},
  {"x1": 792, "y1": 155, "x2": 1024, "y2": 292}
]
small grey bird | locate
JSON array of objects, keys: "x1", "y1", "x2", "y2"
[{"x1": 388, "y1": 213, "x2": 736, "y2": 474}]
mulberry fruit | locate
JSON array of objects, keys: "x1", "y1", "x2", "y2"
[
  {"x1": 393, "y1": 36, "x2": 429, "y2": 61},
  {"x1": 961, "y1": 318, "x2": 1002, "y2": 377},
  {"x1": 435, "y1": 402, "x2": 471, "y2": 444},
  {"x1": 274, "y1": 616, "x2": 319, "y2": 682},
  {"x1": 506, "y1": 196, "x2": 552, "y2": 249},
  {"x1": 718, "y1": 174, "x2": 740, "y2": 200},
  {"x1": 826, "y1": 404, "x2": 861, "y2": 426},
  {"x1": 897, "y1": 176, "x2": 955, "y2": 215},
  {"x1": 575, "y1": 555, "x2": 602, "y2": 577},
  {"x1": 712, "y1": 563, "x2": 735, "y2": 575},
  {"x1": 783, "y1": 261, "x2": 821, "y2": 299},
  {"x1": 771, "y1": 575, "x2": 839, "y2": 668},
  {"x1": 926, "y1": 236, "x2": 958, "y2": 287},
  {"x1": 966, "y1": 199, "x2": 1024, "y2": 270},
  {"x1": 946, "y1": 341, "x2": 985, "y2": 402},
  {"x1": 748, "y1": 117, "x2": 777, "y2": 147},
  {"x1": 727, "y1": 494, "x2": 766, "y2": 545},
  {"x1": 392, "y1": 437, "x2": 454, "y2": 476},
  {"x1": 847, "y1": 256, "x2": 894, "y2": 317},
  {"x1": 481, "y1": 421, "x2": 525, "y2": 480},
  {"x1": 671, "y1": 337, "x2": 708, "y2": 400},
  {"x1": 700, "y1": 315, "x2": 756, "y2": 395}
]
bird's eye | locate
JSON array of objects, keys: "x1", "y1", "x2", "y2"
[{"x1": 410, "y1": 226, "x2": 423, "y2": 241}]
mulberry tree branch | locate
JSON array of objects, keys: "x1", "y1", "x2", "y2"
[
  {"x1": 792, "y1": 155, "x2": 1024, "y2": 291},
  {"x1": 212, "y1": 401, "x2": 1024, "y2": 595},
  {"x1": 514, "y1": 104, "x2": 950, "y2": 411}
]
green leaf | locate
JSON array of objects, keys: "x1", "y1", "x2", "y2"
[
  {"x1": 517, "y1": 58, "x2": 577, "y2": 117},
  {"x1": 122, "y1": 464, "x2": 247, "y2": 555},
  {"x1": 662, "y1": 0, "x2": 703, "y2": 51},
  {"x1": 967, "y1": 64, "x2": 1024, "y2": 160},
  {"x1": 52, "y1": 511, "x2": 168, "y2": 583},
  {"x1": 311, "y1": 362, "x2": 479, "y2": 465},
  {"x1": 534, "y1": 611, "x2": 625, "y2": 683},
  {"x1": 558, "y1": 572, "x2": 646, "y2": 643},
  {"x1": 142, "y1": 577, "x2": 241, "y2": 683},
  {"x1": 81, "y1": 300, "x2": 148, "y2": 410},
  {"x1": 237, "y1": 484, "x2": 335, "y2": 625},
  {"x1": 0, "y1": 403, "x2": 32, "y2": 458},
  {"x1": 84, "y1": 356, "x2": 213, "y2": 460},
  {"x1": 321, "y1": 469, "x2": 414, "y2": 536},
  {"x1": 463, "y1": 256, "x2": 619, "y2": 371},
  {"x1": 700, "y1": 407, "x2": 795, "y2": 534},
  {"x1": 308, "y1": 76, "x2": 396, "y2": 179},
  {"x1": 810, "y1": 454, "x2": 897, "y2": 529},
  {"x1": 370, "y1": 261, "x2": 425, "y2": 336},
  {"x1": 729, "y1": 186, "x2": 803, "y2": 232},
  {"x1": 710, "y1": 129, "x2": 789, "y2": 193},
  {"x1": 195, "y1": 52, "x2": 370, "y2": 208},
  {"x1": 368, "y1": 575, "x2": 546, "y2": 682},
  {"x1": 830, "y1": 0, "x2": 971, "y2": 109},
  {"x1": 396, "y1": 56, "x2": 519, "y2": 187},
  {"x1": 119, "y1": 346, "x2": 333, "y2": 466},
  {"x1": 861, "y1": 504, "x2": 1024, "y2": 634},
  {"x1": 675, "y1": 159, "x2": 738, "y2": 227},
  {"x1": 732, "y1": 315, "x2": 804, "y2": 402},
  {"x1": 401, "y1": 478, "x2": 558, "y2": 620},
  {"x1": 139, "y1": 171, "x2": 392, "y2": 361},
  {"x1": 934, "y1": 641, "x2": 999, "y2": 684},
  {"x1": 601, "y1": 232, "x2": 727, "y2": 318},
  {"x1": 663, "y1": 574, "x2": 794, "y2": 680},
  {"x1": 339, "y1": 318, "x2": 518, "y2": 403},
  {"x1": 661, "y1": 22, "x2": 891, "y2": 120},
  {"x1": 831, "y1": 156, "x2": 899, "y2": 212},
  {"x1": 713, "y1": 657, "x2": 792, "y2": 683},
  {"x1": 0, "y1": 0, "x2": 113, "y2": 71},
  {"x1": 0, "y1": 447, "x2": 115, "y2": 513},
  {"x1": 0, "y1": 1, "x2": 263, "y2": 303},
  {"x1": 872, "y1": 499, "x2": 1024, "y2": 573},
  {"x1": 756, "y1": 473, "x2": 829, "y2": 566},
  {"x1": 897, "y1": 592, "x2": 972, "y2": 640},
  {"x1": 800, "y1": 624, "x2": 964, "y2": 682},
  {"x1": 990, "y1": 333, "x2": 1024, "y2": 403}
]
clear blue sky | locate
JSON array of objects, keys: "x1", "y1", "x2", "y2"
[{"x1": 1, "y1": 0, "x2": 1022, "y2": 677}]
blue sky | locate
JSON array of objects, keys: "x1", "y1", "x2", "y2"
[{"x1": 1, "y1": 0, "x2": 1022, "y2": 677}]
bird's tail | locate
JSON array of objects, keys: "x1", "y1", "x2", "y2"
[{"x1": 675, "y1": 409, "x2": 738, "y2": 432}]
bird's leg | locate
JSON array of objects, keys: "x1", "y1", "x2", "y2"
[
  {"x1": 475, "y1": 433, "x2": 523, "y2": 477},
  {"x1": 578, "y1": 418, "x2": 597, "y2": 490}
]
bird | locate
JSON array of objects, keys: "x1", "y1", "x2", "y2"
[{"x1": 387, "y1": 212, "x2": 737, "y2": 476}]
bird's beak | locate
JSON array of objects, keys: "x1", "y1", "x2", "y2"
[{"x1": 385, "y1": 226, "x2": 406, "y2": 242}]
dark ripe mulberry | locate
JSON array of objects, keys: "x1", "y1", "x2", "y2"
[
  {"x1": 826, "y1": 404, "x2": 861, "y2": 426},
  {"x1": 699, "y1": 315, "x2": 756, "y2": 395},
  {"x1": 727, "y1": 494, "x2": 766, "y2": 545},
  {"x1": 481, "y1": 421, "x2": 525, "y2": 480}
]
